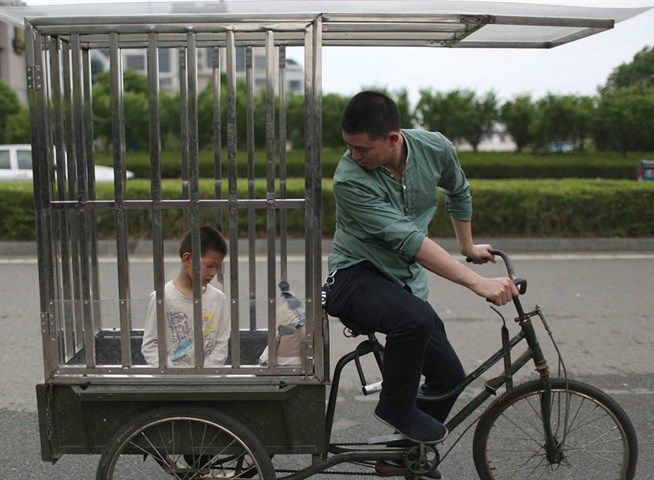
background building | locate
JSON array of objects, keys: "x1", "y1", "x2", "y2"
[{"x1": 0, "y1": 0, "x2": 27, "y2": 104}]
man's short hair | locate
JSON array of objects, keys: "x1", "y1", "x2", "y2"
[
  {"x1": 179, "y1": 226, "x2": 227, "y2": 258},
  {"x1": 341, "y1": 91, "x2": 401, "y2": 139}
]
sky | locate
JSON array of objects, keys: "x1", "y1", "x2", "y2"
[{"x1": 22, "y1": 0, "x2": 654, "y2": 103}]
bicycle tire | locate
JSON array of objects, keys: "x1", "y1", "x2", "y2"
[
  {"x1": 96, "y1": 405, "x2": 276, "y2": 480},
  {"x1": 473, "y1": 378, "x2": 638, "y2": 480}
]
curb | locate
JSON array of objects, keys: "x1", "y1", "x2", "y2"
[{"x1": 2, "y1": 237, "x2": 654, "y2": 257}]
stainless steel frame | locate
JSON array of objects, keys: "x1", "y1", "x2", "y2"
[{"x1": 25, "y1": 16, "x2": 324, "y2": 384}]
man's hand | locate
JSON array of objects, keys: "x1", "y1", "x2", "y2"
[
  {"x1": 471, "y1": 277, "x2": 519, "y2": 306},
  {"x1": 462, "y1": 243, "x2": 496, "y2": 265}
]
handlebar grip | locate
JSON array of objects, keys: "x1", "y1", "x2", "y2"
[{"x1": 514, "y1": 277, "x2": 527, "y2": 295}]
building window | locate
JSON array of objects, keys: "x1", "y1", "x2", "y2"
[
  {"x1": 0, "y1": 151, "x2": 9, "y2": 169},
  {"x1": 205, "y1": 48, "x2": 214, "y2": 69},
  {"x1": 288, "y1": 80, "x2": 302, "y2": 92},
  {"x1": 235, "y1": 47, "x2": 246, "y2": 72},
  {"x1": 125, "y1": 54, "x2": 146, "y2": 72},
  {"x1": 158, "y1": 49, "x2": 171, "y2": 73},
  {"x1": 254, "y1": 55, "x2": 267, "y2": 70},
  {"x1": 17, "y1": 150, "x2": 32, "y2": 170},
  {"x1": 160, "y1": 77, "x2": 173, "y2": 91}
]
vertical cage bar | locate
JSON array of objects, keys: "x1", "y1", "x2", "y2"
[
  {"x1": 212, "y1": 46, "x2": 224, "y2": 290},
  {"x1": 62, "y1": 40, "x2": 84, "y2": 352},
  {"x1": 179, "y1": 48, "x2": 190, "y2": 231},
  {"x1": 278, "y1": 46, "x2": 288, "y2": 282},
  {"x1": 187, "y1": 32, "x2": 204, "y2": 369},
  {"x1": 226, "y1": 30, "x2": 240, "y2": 367},
  {"x1": 109, "y1": 33, "x2": 131, "y2": 367},
  {"x1": 49, "y1": 37, "x2": 75, "y2": 361},
  {"x1": 265, "y1": 31, "x2": 277, "y2": 367},
  {"x1": 148, "y1": 33, "x2": 167, "y2": 370},
  {"x1": 72, "y1": 34, "x2": 95, "y2": 368},
  {"x1": 83, "y1": 48, "x2": 102, "y2": 333},
  {"x1": 245, "y1": 46, "x2": 256, "y2": 331},
  {"x1": 27, "y1": 25, "x2": 57, "y2": 378},
  {"x1": 303, "y1": 25, "x2": 314, "y2": 351},
  {"x1": 311, "y1": 18, "x2": 324, "y2": 380}
]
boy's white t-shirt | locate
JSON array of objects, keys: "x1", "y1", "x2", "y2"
[{"x1": 141, "y1": 281, "x2": 230, "y2": 367}]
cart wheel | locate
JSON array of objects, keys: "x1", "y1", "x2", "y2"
[{"x1": 96, "y1": 406, "x2": 276, "y2": 480}]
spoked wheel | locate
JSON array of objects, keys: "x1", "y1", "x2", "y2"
[
  {"x1": 473, "y1": 378, "x2": 638, "y2": 480},
  {"x1": 96, "y1": 406, "x2": 275, "y2": 480}
]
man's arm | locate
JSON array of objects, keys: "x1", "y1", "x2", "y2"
[
  {"x1": 451, "y1": 218, "x2": 495, "y2": 264},
  {"x1": 414, "y1": 236, "x2": 518, "y2": 306}
]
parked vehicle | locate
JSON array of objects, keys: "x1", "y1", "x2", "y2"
[
  {"x1": 637, "y1": 160, "x2": 654, "y2": 181},
  {"x1": 0, "y1": 144, "x2": 133, "y2": 182}
]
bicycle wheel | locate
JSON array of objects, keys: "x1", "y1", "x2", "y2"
[
  {"x1": 473, "y1": 378, "x2": 637, "y2": 480},
  {"x1": 96, "y1": 406, "x2": 276, "y2": 480}
]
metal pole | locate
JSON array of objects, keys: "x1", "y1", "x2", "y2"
[
  {"x1": 83, "y1": 47, "x2": 102, "y2": 334},
  {"x1": 49, "y1": 36, "x2": 75, "y2": 361},
  {"x1": 311, "y1": 17, "x2": 324, "y2": 380},
  {"x1": 245, "y1": 46, "x2": 256, "y2": 331},
  {"x1": 148, "y1": 32, "x2": 167, "y2": 370},
  {"x1": 72, "y1": 34, "x2": 95, "y2": 368},
  {"x1": 226, "y1": 29, "x2": 240, "y2": 367},
  {"x1": 26, "y1": 25, "x2": 57, "y2": 378},
  {"x1": 212, "y1": 47, "x2": 223, "y2": 237},
  {"x1": 278, "y1": 46, "x2": 288, "y2": 282},
  {"x1": 179, "y1": 47, "x2": 190, "y2": 231},
  {"x1": 303, "y1": 24, "x2": 314, "y2": 373},
  {"x1": 109, "y1": 32, "x2": 131, "y2": 367},
  {"x1": 187, "y1": 31, "x2": 204, "y2": 369},
  {"x1": 62, "y1": 40, "x2": 84, "y2": 353},
  {"x1": 265, "y1": 31, "x2": 277, "y2": 367}
]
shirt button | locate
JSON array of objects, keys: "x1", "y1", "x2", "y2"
[{"x1": 402, "y1": 185, "x2": 407, "y2": 190}]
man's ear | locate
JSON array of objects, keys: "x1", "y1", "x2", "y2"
[
  {"x1": 181, "y1": 251, "x2": 192, "y2": 266},
  {"x1": 388, "y1": 131, "x2": 401, "y2": 146}
]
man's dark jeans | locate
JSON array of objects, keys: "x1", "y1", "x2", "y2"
[{"x1": 326, "y1": 261, "x2": 465, "y2": 423}]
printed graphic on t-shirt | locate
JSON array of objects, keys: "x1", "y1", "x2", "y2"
[{"x1": 167, "y1": 308, "x2": 218, "y2": 363}]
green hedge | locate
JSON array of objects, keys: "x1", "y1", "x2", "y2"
[
  {"x1": 3, "y1": 179, "x2": 654, "y2": 241},
  {"x1": 94, "y1": 149, "x2": 651, "y2": 180}
]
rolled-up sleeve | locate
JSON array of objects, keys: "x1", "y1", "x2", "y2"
[
  {"x1": 334, "y1": 180, "x2": 425, "y2": 260},
  {"x1": 438, "y1": 142, "x2": 472, "y2": 221}
]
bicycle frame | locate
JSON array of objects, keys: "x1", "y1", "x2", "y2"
[{"x1": 310, "y1": 251, "x2": 563, "y2": 478}]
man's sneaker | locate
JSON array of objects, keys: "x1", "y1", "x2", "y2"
[
  {"x1": 374, "y1": 460, "x2": 442, "y2": 479},
  {"x1": 374, "y1": 404, "x2": 448, "y2": 444}
]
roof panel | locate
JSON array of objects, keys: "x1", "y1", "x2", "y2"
[{"x1": 0, "y1": 0, "x2": 650, "y2": 48}]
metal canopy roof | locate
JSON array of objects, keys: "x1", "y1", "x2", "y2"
[{"x1": 0, "y1": 1, "x2": 651, "y2": 48}]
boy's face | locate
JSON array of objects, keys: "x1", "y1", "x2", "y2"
[{"x1": 181, "y1": 249, "x2": 225, "y2": 287}]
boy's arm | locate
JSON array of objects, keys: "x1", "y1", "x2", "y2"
[
  {"x1": 207, "y1": 293, "x2": 231, "y2": 366},
  {"x1": 141, "y1": 292, "x2": 160, "y2": 367}
]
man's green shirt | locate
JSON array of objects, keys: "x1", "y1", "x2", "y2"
[{"x1": 328, "y1": 129, "x2": 472, "y2": 300}]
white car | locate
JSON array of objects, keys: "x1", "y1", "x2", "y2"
[{"x1": 0, "y1": 144, "x2": 134, "y2": 182}]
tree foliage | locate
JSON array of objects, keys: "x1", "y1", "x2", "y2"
[
  {"x1": 0, "y1": 82, "x2": 21, "y2": 143},
  {"x1": 604, "y1": 46, "x2": 654, "y2": 91},
  {"x1": 500, "y1": 95, "x2": 536, "y2": 153}
]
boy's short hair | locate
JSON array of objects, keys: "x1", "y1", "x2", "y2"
[
  {"x1": 179, "y1": 226, "x2": 227, "y2": 258},
  {"x1": 341, "y1": 90, "x2": 401, "y2": 139}
]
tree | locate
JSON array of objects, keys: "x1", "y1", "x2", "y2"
[
  {"x1": 593, "y1": 85, "x2": 654, "y2": 154},
  {"x1": 463, "y1": 91, "x2": 497, "y2": 152},
  {"x1": 604, "y1": 45, "x2": 654, "y2": 91},
  {"x1": 500, "y1": 95, "x2": 537, "y2": 153},
  {"x1": 92, "y1": 70, "x2": 150, "y2": 150},
  {"x1": 532, "y1": 94, "x2": 582, "y2": 152},
  {"x1": 5, "y1": 107, "x2": 31, "y2": 143},
  {"x1": 415, "y1": 88, "x2": 476, "y2": 144},
  {"x1": 0, "y1": 82, "x2": 21, "y2": 143}
]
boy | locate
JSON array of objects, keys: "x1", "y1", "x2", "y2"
[{"x1": 142, "y1": 226, "x2": 230, "y2": 367}]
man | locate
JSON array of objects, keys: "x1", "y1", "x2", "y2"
[{"x1": 326, "y1": 91, "x2": 518, "y2": 477}]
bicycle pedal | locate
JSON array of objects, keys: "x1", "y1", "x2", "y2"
[{"x1": 367, "y1": 433, "x2": 406, "y2": 445}]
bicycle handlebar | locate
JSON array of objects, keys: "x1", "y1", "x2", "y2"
[{"x1": 466, "y1": 249, "x2": 527, "y2": 295}]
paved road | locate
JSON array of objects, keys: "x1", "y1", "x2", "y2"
[{"x1": 1, "y1": 253, "x2": 653, "y2": 479}]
